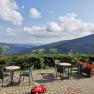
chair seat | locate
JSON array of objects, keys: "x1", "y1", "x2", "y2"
[
  {"x1": 3, "y1": 72, "x2": 11, "y2": 77},
  {"x1": 71, "y1": 67, "x2": 78, "y2": 70},
  {"x1": 20, "y1": 72, "x2": 30, "y2": 76},
  {"x1": 0, "y1": 72, "x2": 11, "y2": 79},
  {"x1": 70, "y1": 64, "x2": 80, "y2": 78}
]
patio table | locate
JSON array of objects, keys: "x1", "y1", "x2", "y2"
[
  {"x1": 58, "y1": 63, "x2": 71, "y2": 66},
  {"x1": 57, "y1": 63, "x2": 71, "y2": 78},
  {"x1": 5, "y1": 66, "x2": 20, "y2": 84}
]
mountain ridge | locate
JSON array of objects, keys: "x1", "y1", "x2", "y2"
[
  {"x1": 0, "y1": 43, "x2": 40, "y2": 55},
  {"x1": 1, "y1": 34, "x2": 94, "y2": 54},
  {"x1": 30, "y1": 34, "x2": 94, "y2": 54}
]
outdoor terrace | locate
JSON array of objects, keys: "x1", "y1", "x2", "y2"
[{"x1": 0, "y1": 69, "x2": 94, "y2": 94}]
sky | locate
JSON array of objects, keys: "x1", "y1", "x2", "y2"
[{"x1": 0, "y1": 0, "x2": 94, "y2": 44}]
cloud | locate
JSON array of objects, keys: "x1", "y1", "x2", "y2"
[
  {"x1": 22, "y1": 12, "x2": 94, "y2": 44},
  {"x1": 0, "y1": 27, "x2": 31, "y2": 43},
  {"x1": 6, "y1": 27, "x2": 16, "y2": 36},
  {"x1": 47, "y1": 22, "x2": 62, "y2": 32},
  {"x1": 1, "y1": 12, "x2": 94, "y2": 44},
  {"x1": 58, "y1": 12, "x2": 94, "y2": 38},
  {"x1": 0, "y1": 0, "x2": 23, "y2": 26},
  {"x1": 23, "y1": 25, "x2": 56, "y2": 38},
  {"x1": 0, "y1": 27, "x2": 16, "y2": 37},
  {"x1": 24, "y1": 26, "x2": 46, "y2": 33},
  {"x1": 30, "y1": 8, "x2": 41, "y2": 19}
]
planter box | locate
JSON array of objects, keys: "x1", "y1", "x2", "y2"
[{"x1": 79, "y1": 61, "x2": 94, "y2": 77}]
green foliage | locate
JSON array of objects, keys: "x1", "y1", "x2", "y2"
[
  {"x1": 49, "y1": 48, "x2": 58, "y2": 53},
  {"x1": 36, "y1": 48, "x2": 45, "y2": 68},
  {"x1": 32, "y1": 48, "x2": 45, "y2": 68},
  {"x1": 68, "y1": 50, "x2": 81, "y2": 63},
  {"x1": 0, "y1": 53, "x2": 94, "y2": 69},
  {"x1": 0, "y1": 47, "x2": 4, "y2": 54}
]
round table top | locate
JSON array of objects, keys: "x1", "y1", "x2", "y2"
[
  {"x1": 58, "y1": 63, "x2": 71, "y2": 66},
  {"x1": 5, "y1": 66, "x2": 20, "y2": 71}
]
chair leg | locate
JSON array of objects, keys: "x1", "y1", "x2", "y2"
[
  {"x1": 56, "y1": 71, "x2": 58, "y2": 78},
  {"x1": 19, "y1": 74, "x2": 21, "y2": 83},
  {"x1": 29, "y1": 75, "x2": 34, "y2": 85},
  {"x1": 1, "y1": 79, "x2": 4, "y2": 87},
  {"x1": 23, "y1": 76, "x2": 24, "y2": 81},
  {"x1": 70, "y1": 68, "x2": 72, "y2": 78},
  {"x1": 29, "y1": 76, "x2": 31, "y2": 85},
  {"x1": 68, "y1": 68, "x2": 70, "y2": 78},
  {"x1": 78, "y1": 70, "x2": 80, "y2": 78},
  {"x1": 59, "y1": 73, "x2": 61, "y2": 77},
  {"x1": 31, "y1": 76, "x2": 33, "y2": 81}
]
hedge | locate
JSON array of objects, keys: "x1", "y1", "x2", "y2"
[{"x1": 0, "y1": 54, "x2": 94, "y2": 69}]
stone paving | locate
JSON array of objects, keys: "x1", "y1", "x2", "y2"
[{"x1": 0, "y1": 69, "x2": 94, "y2": 94}]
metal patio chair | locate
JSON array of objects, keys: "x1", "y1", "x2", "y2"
[
  {"x1": 0, "y1": 66, "x2": 11, "y2": 86},
  {"x1": 19, "y1": 65, "x2": 34, "y2": 85},
  {"x1": 54, "y1": 60, "x2": 60, "y2": 78},
  {"x1": 70, "y1": 63, "x2": 80, "y2": 78}
]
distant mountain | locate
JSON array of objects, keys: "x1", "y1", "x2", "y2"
[
  {"x1": 30, "y1": 34, "x2": 94, "y2": 54},
  {"x1": 0, "y1": 43, "x2": 40, "y2": 55}
]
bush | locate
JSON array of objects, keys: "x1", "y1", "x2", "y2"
[{"x1": 0, "y1": 54, "x2": 94, "y2": 69}]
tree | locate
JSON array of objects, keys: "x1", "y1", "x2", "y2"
[
  {"x1": 0, "y1": 47, "x2": 4, "y2": 54},
  {"x1": 68, "y1": 50, "x2": 80, "y2": 63},
  {"x1": 37, "y1": 48, "x2": 45, "y2": 68},
  {"x1": 32, "y1": 48, "x2": 45, "y2": 68},
  {"x1": 49, "y1": 48, "x2": 58, "y2": 53}
]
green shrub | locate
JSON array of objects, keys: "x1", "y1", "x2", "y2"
[{"x1": 0, "y1": 53, "x2": 94, "y2": 69}]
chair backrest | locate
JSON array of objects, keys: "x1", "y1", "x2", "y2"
[
  {"x1": 55, "y1": 60, "x2": 60, "y2": 65},
  {"x1": 5, "y1": 61, "x2": 15, "y2": 66},
  {"x1": 30, "y1": 65, "x2": 34, "y2": 70},
  {"x1": 56, "y1": 65, "x2": 64, "y2": 73},
  {"x1": 0, "y1": 69, "x2": 3, "y2": 79},
  {"x1": 55, "y1": 60, "x2": 60, "y2": 69},
  {"x1": 29, "y1": 65, "x2": 34, "y2": 75}
]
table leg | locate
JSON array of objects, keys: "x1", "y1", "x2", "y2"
[
  {"x1": 63, "y1": 67, "x2": 70, "y2": 78},
  {"x1": 68, "y1": 68, "x2": 70, "y2": 78},
  {"x1": 10, "y1": 71, "x2": 14, "y2": 84}
]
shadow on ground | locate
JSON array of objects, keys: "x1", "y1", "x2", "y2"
[
  {"x1": 35, "y1": 73, "x2": 55, "y2": 83},
  {"x1": 3, "y1": 82, "x2": 20, "y2": 87},
  {"x1": 22, "y1": 92, "x2": 31, "y2": 94}
]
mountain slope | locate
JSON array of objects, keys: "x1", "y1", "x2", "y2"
[
  {"x1": 30, "y1": 34, "x2": 94, "y2": 54},
  {"x1": 0, "y1": 43, "x2": 38, "y2": 55}
]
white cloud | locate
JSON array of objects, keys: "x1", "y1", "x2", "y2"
[
  {"x1": 0, "y1": 27, "x2": 16, "y2": 37},
  {"x1": 58, "y1": 12, "x2": 94, "y2": 38},
  {"x1": 47, "y1": 22, "x2": 62, "y2": 32},
  {"x1": 24, "y1": 26, "x2": 46, "y2": 33},
  {"x1": 0, "y1": 27, "x2": 31, "y2": 43},
  {"x1": 30, "y1": 8, "x2": 41, "y2": 19},
  {"x1": 22, "y1": 12, "x2": 94, "y2": 44},
  {"x1": 0, "y1": 0, "x2": 23, "y2": 26},
  {"x1": 1, "y1": 12, "x2": 94, "y2": 44},
  {"x1": 6, "y1": 27, "x2": 16, "y2": 36}
]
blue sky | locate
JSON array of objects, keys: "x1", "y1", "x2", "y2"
[{"x1": 0, "y1": 0, "x2": 94, "y2": 44}]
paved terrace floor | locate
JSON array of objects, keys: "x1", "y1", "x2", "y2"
[{"x1": 0, "y1": 69, "x2": 94, "y2": 94}]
